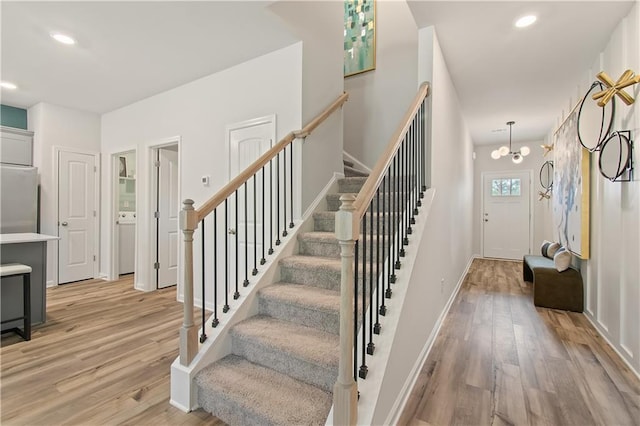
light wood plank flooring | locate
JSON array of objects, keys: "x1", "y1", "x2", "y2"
[
  {"x1": 399, "y1": 258, "x2": 640, "y2": 426},
  {"x1": 3, "y1": 260, "x2": 639, "y2": 425},
  {"x1": 1, "y1": 276, "x2": 224, "y2": 426}
]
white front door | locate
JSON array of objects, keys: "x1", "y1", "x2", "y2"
[
  {"x1": 157, "y1": 148, "x2": 179, "y2": 289},
  {"x1": 227, "y1": 116, "x2": 275, "y2": 289},
  {"x1": 482, "y1": 171, "x2": 531, "y2": 260},
  {"x1": 59, "y1": 151, "x2": 96, "y2": 283}
]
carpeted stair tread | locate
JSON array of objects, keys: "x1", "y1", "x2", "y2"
[
  {"x1": 338, "y1": 176, "x2": 368, "y2": 192},
  {"x1": 299, "y1": 231, "x2": 337, "y2": 243},
  {"x1": 279, "y1": 255, "x2": 341, "y2": 291},
  {"x1": 313, "y1": 211, "x2": 337, "y2": 232},
  {"x1": 280, "y1": 254, "x2": 341, "y2": 271},
  {"x1": 258, "y1": 283, "x2": 340, "y2": 334},
  {"x1": 344, "y1": 166, "x2": 368, "y2": 178},
  {"x1": 260, "y1": 282, "x2": 339, "y2": 314},
  {"x1": 195, "y1": 355, "x2": 331, "y2": 426},
  {"x1": 343, "y1": 159, "x2": 355, "y2": 168},
  {"x1": 232, "y1": 315, "x2": 339, "y2": 369}
]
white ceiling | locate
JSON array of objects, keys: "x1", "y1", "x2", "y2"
[
  {"x1": 0, "y1": 1, "x2": 297, "y2": 114},
  {"x1": 407, "y1": 0, "x2": 635, "y2": 145},
  {"x1": 1, "y1": 1, "x2": 635, "y2": 146}
]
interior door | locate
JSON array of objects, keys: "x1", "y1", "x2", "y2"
[
  {"x1": 482, "y1": 171, "x2": 531, "y2": 260},
  {"x1": 157, "y1": 148, "x2": 179, "y2": 289},
  {"x1": 59, "y1": 151, "x2": 96, "y2": 283},
  {"x1": 228, "y1": 117, "x2": 274, "y2": 288}
]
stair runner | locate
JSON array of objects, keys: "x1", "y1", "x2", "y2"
[{"x1": 195, "y1": 176, "x2": 368, "y2": 426}]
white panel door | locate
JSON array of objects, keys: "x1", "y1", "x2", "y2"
[
  {"x1": 157, "y1": 148, "x2": 179, "y2": 289},
  {"x1": 59, "y1": 151, "x2": 96, "y2": 283},
  {"x1": 227, "y1": 117, "x2": 274, "y2": 290},
  {"x1": 483, "y1": 171, "x2": 531, "y2": 260}
]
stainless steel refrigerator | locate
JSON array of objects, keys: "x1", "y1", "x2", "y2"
[{"x1": 1, "y1": 164, "x2": 38, "y2": 233}]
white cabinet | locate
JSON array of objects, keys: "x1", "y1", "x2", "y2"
[{"x1": 0, "y1": 126, "x2": 34, "y2": 166}]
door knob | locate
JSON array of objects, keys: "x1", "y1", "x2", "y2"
[
  {"x1": 484, "y1": 219, "x2": 488, "y2": 222},
  {"x1": 228, "y1": 228, "x2": 236, "y2": 235},
  {"x1": 61, "y1": 221, "x2": 68, "y2": 226}
]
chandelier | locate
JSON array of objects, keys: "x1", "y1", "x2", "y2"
[{"x1": 491, "y1": 121, "x2": 530, "y2": 164}]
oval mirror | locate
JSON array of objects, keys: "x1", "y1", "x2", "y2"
[
  {"x1": 539, "y1": 161, "x2": 554, "y2": 189},
  {"x1": 577, "y1": 81, "x2": 615, "y2": 152},
  {"x1": 599, "y1": 132, "x2": 631, "y2": 181}
]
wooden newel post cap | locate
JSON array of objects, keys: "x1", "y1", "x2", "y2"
[{"x1": 180, "y1": 199, "x2": 197, "y2": 231}]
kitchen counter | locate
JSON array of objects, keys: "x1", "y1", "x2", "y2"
[
  {"x1": 0, "y1": 233, "x2": 59, "y2": 244},
  {"x1": 1, "y1": 233, "x2": 58, "y2": 331}
]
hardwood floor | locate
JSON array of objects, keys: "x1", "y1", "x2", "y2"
[
  {"x1": 399, "y1": 258, "x2": 640, "y2": 426},
  {"x1": 0, "y1": 276, "x2": 224, "y2": 426},
  {"x1": 3, "y1": 261, "x2": 638, "y2": 425}
]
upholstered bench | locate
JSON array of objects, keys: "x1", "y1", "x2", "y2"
[{"x1": 523, "y1": 255, "x2": 584, "y2": 312}]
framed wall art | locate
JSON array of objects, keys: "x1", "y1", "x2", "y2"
[
  {"x1": 344, "y1": 0, "x2": 376, "y2": 77},
  {"x1": 552, "y1": 110, "x2": 590, "y2": 259}
]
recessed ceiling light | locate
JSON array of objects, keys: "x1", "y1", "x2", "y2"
[
  {"x1": 515, "y1": 15, "x2": 537, "y2": 28},
  {"x1": 51, "y1": 32, "x2": 76, "y2": 45},
  {"x1": 0, "y1": 81, "x2": 18, "y2": 90}
]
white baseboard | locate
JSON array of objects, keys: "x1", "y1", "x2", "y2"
[
  {"x1": 583, "y1": 312, "x2": 640, "y2": 381},
  {"x1": 302, "y1": 172, "x2": 342, "y2": 219},
  {"x1": 343, "y1": 150, "x2": 371, "y2": 173},
  {"x1": 385, "y1": 254, "x2": 477, "y2": 425},
  {"x1": 46, "y1": 280, "x2": 56, "y2": 288}
]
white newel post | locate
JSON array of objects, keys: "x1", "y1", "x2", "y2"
[
  {"x1": 333, "y1": 194, "x2": 358, "y2": 425},
  {"x1": 180, "y1": 199, "x2": 198, "y2": 366}
]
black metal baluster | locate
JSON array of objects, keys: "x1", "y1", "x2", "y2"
[
  {"x1": 368, "y1": 201, "x2": 376, "y2": 353},
  {"x1": 417, "y1": 109, "x2": 423, "y2": 207},
  {"x1": 414, "y1": 116, "x2": 419, "y2": 212},
  {"x1": 253, "y1": 174, "x2": 258, "y2": 276},
  {"x1": 354, "y1": 239, "x2": 359, "y2": 382},
  {"x1": 282, "y1": 146, "x2": 288, "y2": 238},
  {"x1": 276, "y1": 153, "x2": 281, "y2": 246},
  {"x1": 377, "y1": 180, "x2": 385, "y2": 318},
  {"x1": 359, "y1": 214, "x2": 368, "y2": 379},
  {"x1": 402, "y1": 139, "x2": 409, "y2": 251},
  {"x1": 411, "y1": 121, "x2": 417, "y2": 222},
  {"x1": 234, "y1": 190, "x2": 240, "y2": 299},
  {"x1": 269, "y1": 160, "x2": 274, "y2": 254},
  {"x1": 420, "y1": 100, "x2": 427, "y2": 194},
  {"x1": 392, "y1": 150, "x2": 402, "y2": 270},
  {"x1": 392, "y1": 153, "x2": 400, "y2": 278},
  {"x1": 223, "y1": 200, "x2": 230, "y2": 313},
  {"x1": 384, "y1": 169, "x2": 392, "y2": 298},
  {"x1": 243, "y1": 182, "x2": 249, "y2": 287},
  {"x1": 200, "y1": 218, "x2": 207, "y2": 343},
  {"x1": 407, "y1": 135, "x2": 412, "y2": 232},
  {"x1": 289, "y1": 141, "x2": 294, "y2": 229},
  {"x1": 261, "y1": 167, "x2": 267, "y2": 265},
  {"x1": 212, "y1": 209, "x2": 219, "y2": 327}
]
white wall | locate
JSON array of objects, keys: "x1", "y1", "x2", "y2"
[
  {"x1": 343, "y1": 0, "x2": 419, "y2": 168},
  {"x1": 270, "y1": 0, "x2": 345, "y2": 212},
  {"x1": 472, "y1": 141, "x2": 548, "y2": 256},
  {"x1": 28, "y1": 103, "x2": 101, "y2": 287},
  {"x1": 550, "y1": 3, "x2": 639, "y2": 375},
  {"x1": 101, "y1": 43, "x2": 303, "y2": 295},
  {"x1": 371, "y1": 26, "x2": 475, "y2": 422}
]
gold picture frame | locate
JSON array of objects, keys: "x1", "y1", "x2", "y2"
[{"x1": 344, "y1": 0, "x2": 376, "y2": 77}]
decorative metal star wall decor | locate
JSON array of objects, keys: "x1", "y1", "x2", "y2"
[
  {"x1": 538, "y1": 189, "x2": 551, "y2": 201},
  {"x1": 540, "y1": 143, "x2": 554, "y2": 157},
  {"x1": 592, "y1": 70, "x2": 640, "y2": 107}
]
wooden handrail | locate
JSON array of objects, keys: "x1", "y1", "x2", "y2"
[
  {"x1": 353, "y1": 82, "x2": 430, "y2": 218},
  {"x1": 195, "y1": 92, "x2": 349, "y2": 222}
]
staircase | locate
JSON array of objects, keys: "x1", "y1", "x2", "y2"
[
  {"x1": 343, "y1": 158, "x2": 368, "y2": 177},
  {"x1": 195, "y1": 176, "x2": 368, "y2": 426}
]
